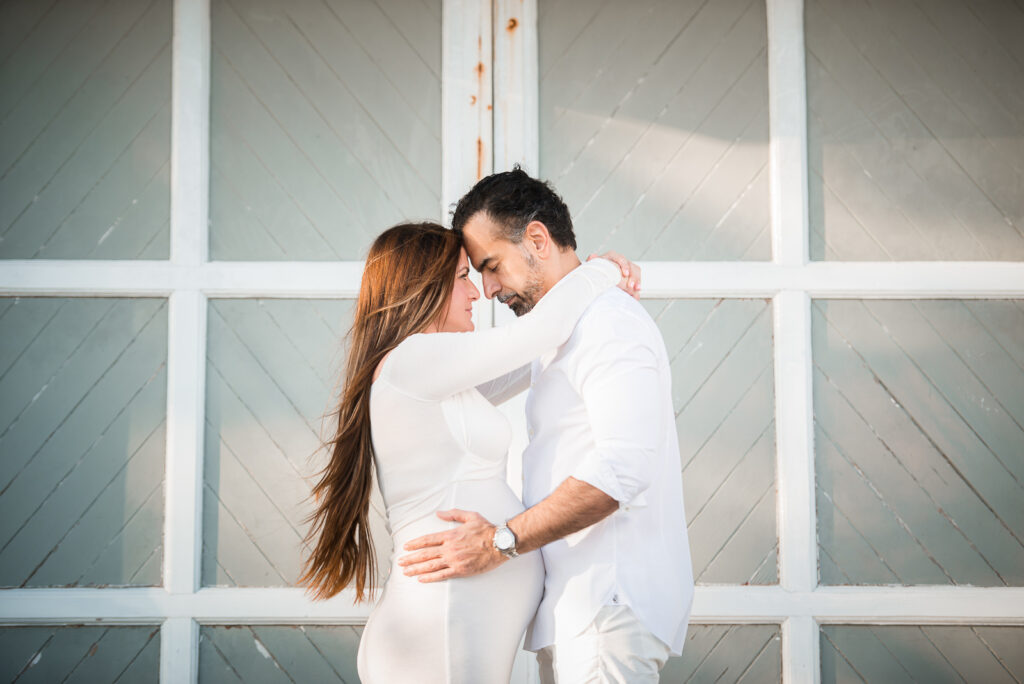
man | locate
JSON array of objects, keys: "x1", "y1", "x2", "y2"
[{"x1": 399, "y1": 168, "x2": 693, "y2": 682}]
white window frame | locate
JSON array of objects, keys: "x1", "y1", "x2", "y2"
[{"x1": 1, "y1": 1, "x2": 1023, "y2": 682}]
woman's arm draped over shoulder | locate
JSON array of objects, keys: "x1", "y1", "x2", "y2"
[{"x1": 382, "y1": 260, "x2": 621, "y2": 401}]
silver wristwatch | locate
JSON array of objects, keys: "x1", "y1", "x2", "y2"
[{"x1": 493, "y1": 524, "x2": 519, "y2": 559}]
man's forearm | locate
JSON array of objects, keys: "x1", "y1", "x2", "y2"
[{"x1": 507, "y1": 476, "x2": 618, "y2": 554}]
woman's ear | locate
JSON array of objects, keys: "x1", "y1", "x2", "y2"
[{"x1": 523, "y1": 220, "x2": 552, "y2": 259}]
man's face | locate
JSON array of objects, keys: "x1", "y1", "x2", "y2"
[{"x1": 460, "y1": 212, "x2": 544, "y2": 316}]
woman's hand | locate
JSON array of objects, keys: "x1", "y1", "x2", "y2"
[{"x1": 588, "y1": 251, "x2": 642, "y2": 299}]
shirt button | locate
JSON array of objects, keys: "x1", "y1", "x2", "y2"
[{"x1": 611, "y1": 594, "x2": 619, "y2": 604}]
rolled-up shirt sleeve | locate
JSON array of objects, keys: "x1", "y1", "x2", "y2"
[{"x1": 569, "y1": 314, "x2": 663, "y2": 507}]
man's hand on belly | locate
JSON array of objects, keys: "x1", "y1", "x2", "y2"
[{"x1": 398, "y1": 509, "x2": 506, "y2": 582}]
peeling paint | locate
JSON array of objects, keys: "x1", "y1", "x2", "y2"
[
  {"x1": 254, "y1": 638, "x2": 272, "y2": 659},
  {"x1": 28, "y1": 651, "x2": 42, "y2": 668}
]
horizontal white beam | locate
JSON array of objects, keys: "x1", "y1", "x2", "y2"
[
  {"x1": 0, "y1": 259, "x2": 1020, "y2": 299},
  {"x1": 2, "y1": 586, "x2": 1023, "y2": 625},
  {"x1": 1, "y1": 261, "x2": 1023, "y2": 298}
]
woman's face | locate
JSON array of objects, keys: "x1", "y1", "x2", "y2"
[{"x1": 439, "y1": 248, "x2": 480, "y2": 332}]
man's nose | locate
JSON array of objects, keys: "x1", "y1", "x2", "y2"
[{"x1": 482, "y1": 273, "x2": 500, "y2": 299}]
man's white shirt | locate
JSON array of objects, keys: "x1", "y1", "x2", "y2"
[{"x1": 522, "y1": 285, "x2": 694, "y2": 654}]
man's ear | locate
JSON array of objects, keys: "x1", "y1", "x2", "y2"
[{"x1": 522, "y1": 220, "x2": 552, "y2": 259}]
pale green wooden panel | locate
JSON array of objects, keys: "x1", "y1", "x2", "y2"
[
  {"x1": 807, "y1": 0, "x2": 1024, "y2": 261},
  {"x1": 0, "y1": 625, "x2": 160, "y2": 683},
  {"x1": 662, "y1": 624, "x2": 781, "y2": 682},
  {"x1": 208, "y1": 0, "x2": 441, "y2": 261},
  {"x1": 199, "y1": 625, "x2": 362, "y2": 683},
  {"x1": 0, "y1": 298, "x2": 166, "y2": 587},
  {"x1": 814, "y1": 300, "x2": 1024, "y2": 585},
  {"x1": 538, "y1": 0, "x2": 770, "y2": 261},
  {"x1": 0, "y1": 0, "x2": 171, "y2": 260},
  {"x1": 645, "y1": 299, "x2": 777, "y2": 585},
  {"x1": 203, "y1": 299, "x2": 391, "y2": 587},
  {"x1": 821, "y1": 625, "x2": 1024, "y2": 683}
]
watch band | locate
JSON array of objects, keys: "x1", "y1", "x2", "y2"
[{"x1": 493, "y1": 523, "x2": 519, "y2": 559}]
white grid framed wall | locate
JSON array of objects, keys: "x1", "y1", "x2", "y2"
[{"x1": 1, "y1": 0, "x2": 1023, "y2": 682}]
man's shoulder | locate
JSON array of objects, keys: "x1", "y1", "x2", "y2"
[{"x1": 573, "y1": 288, "x2": 661, "y2": 343}]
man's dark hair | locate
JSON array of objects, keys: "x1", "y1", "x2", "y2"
[{"x1": 451, "y1": 166, "x2": 577, "y2": 250}]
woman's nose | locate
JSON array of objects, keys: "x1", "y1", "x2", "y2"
[{"x1": 469, "y1": 279, "x2": 480, "y2": 300}]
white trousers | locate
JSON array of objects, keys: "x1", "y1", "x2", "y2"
[{"x1": 536, "y1": 604, "x2": 671, "y2": 683}]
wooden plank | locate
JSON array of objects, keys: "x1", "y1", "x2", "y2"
[
  {"x1": 820, "y1": 626, "x2": 916, "y2": 684},
  {"x1": 114, "y1": 627, "x2": 161, "y2": 683},
  {"x1": 698, "y1": 432, "x2": 778, "y2": 584},
  {"x1": 303, "y1": 626, "x2": 362, "y2": 683},
  {"x1": 974, "y1": 626, "x2": 1024, "y2": 680},
  {"x1": 922, "y1": 625, "x2": 1018, "y2": 684},
  {"x1": 201, "y1": 482, "x2": 285, "y2": 587},
  {"x1": 688, "y1": 624, "x2": 781, "y2": 682},
  {"x1": 200, "y1": 627, "x2": 293, "y2": 684},
  {"x1": 0, "y1": 364, "x2": 166, "y2": 585},
  {"x1": 866, "y1": 300, "x2": 1024, "y2": 471},
  {"x1": 250, "y1": 625, "x2": 349, "y2": 682},
  {"x1": 682, "y1": 369, "x2": 774, "y2": 517},
  {"x1": 0, "y1": 298, "x2": 63, "y2": 378},
  {"x1": 1, "y1": 46, "x2": 172, "y2": 259},
  {"x1": 26, "y1": 422, "x2": 165, "y2": 587},
  {"x1": 819, "y1": 301, "x2": 1024, "y2": 539},
  {"x1": 0, "y1": 0, "x2": 150, "y2": 170},
  {"x1": 216, "y1": 0, "x2": 439, "y2": 230},
  {"x1": 199, "y1": 628, "x2": 246, "y2": 683},
  {"x1": 374, "y1": 0, "x2": 441, "y2": 81},
  {"x1": 814, "y1": 303, "x2": 1024, "y2": 584},
  {"x1": 0, "y1": 300, "x2": 166, "y2": 548},
  {"x1": 0, "y1": 627, "x2": 53, "y2": 682},
  {"x1": 815, "y1": 428, "x2": 901, "y2": 585},
  {"x1": 0, "y1": 0, "x2": 63, "y2": 65},
  {"x1": 62, "y1": 627, "x2": 160, "y2": 684},
  {"x1": 39, "y1": 104, "x2": 171, "y2": 259}
]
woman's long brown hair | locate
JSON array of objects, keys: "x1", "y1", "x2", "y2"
[{"x1": 300, "y1": 222, "x2": 462, "y2": 601}]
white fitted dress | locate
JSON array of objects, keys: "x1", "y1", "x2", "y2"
[{"x1": 356, "y1": 260, "x2": 619, "y2": 684}]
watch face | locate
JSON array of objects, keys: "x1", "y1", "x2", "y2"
[{"x1": 495, "y1": 527, "x2": 515, "y2": 551}]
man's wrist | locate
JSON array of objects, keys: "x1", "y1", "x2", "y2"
[{"x1": 492, "y1": 522, "x2": 519, "y2": 559}]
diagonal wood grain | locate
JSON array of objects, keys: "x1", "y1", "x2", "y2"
[
  {"x1": 645, "y1": 299, "x2": 777, "y2": 585},
  {"x1": 539, "y1": 0, "x2": 770, "y2": 261},
  {"x1": 199, "y1": 625, "x2": 362, "y2": 684},
  {"x1": 821, "y1": 625, "x2": 1024, "y2": 684},
  {"x1": 662, "y1": 624, "x2": 781, "y2": 683},
  {"x1": 814, "y1": 300, "x2": 1024, "y2": 586},
  {"x1": 203, "y1": 299, "x2": 392, "y2": 588},
  {"x1": 0, "y1": 626, "x2": 160, "y2": 684},
  {"x1": 0, "y1": 297, "x2": 166, "y2": 588},
  {"x1": 0, "y1": 0, "x2": 171, "y2": 260},
  {"x1": 807, "y1": 0, "x2": 1024, "y2": 261},
  {"x1": 208, "y1": 0, "x2": 440, "y2": 261}
]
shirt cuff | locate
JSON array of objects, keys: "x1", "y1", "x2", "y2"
[{"x1": 572, "y1": 454, "x2": 649, "y2": 510}]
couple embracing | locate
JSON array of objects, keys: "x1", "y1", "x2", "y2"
[{"x1": 302, "y1": 168, "x2": 694, "y2": 683}]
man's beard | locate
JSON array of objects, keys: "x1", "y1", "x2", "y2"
[{"x1": 497, "y1": 253, "x2": 544, "y2": 317}]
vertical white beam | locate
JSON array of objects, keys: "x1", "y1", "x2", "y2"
[
  {"x1": 766, "y1": 0, "x2": 809, "y2": 266},
  {"x1": 783, "y1": 616, "x2": 821, "y2": 684},
  {"x1": 164, "y1": 289, "x2": 207, "y2": 593},
  {"x1": 443, "y1": 0, "x2": 494, "y2": 328},
  {"x1": 166, "y1": 0, "x2": 210, "y2": 680},
  {"x1": 442, "y1": 0, "x2": 494, "y2": 213},
  {"x1": 774, "y1": 290, "x2": 818, "y2": 682},
  {"x1": 171, "y1": 0, "x2": 211, "y2": 266},
  {"x1": 161, "y1": 618, "x2": 199, "y2": 683},
  {"x1": 493, "y1": 0, "x2": 538, "y2": 174}
]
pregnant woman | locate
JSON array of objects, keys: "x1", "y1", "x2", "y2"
[{"x1": 300, "y1": 222, "x2": 631, "y2": 683}]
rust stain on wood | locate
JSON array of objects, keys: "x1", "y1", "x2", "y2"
[
  {"x1": 507, "y1": 17, "x2": 518, "y2": 32},
  {"x1": 475, "y1": 62, "x2": 485, "y2": 78},
  {"x1": 476, "y1": 137, "x2": 484, "y2": 180},
  {"x1": 469, "y1": 94, "x2": 477, "y2": 105}
]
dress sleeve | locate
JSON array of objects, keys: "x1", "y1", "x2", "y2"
[{"x1": 380, "y1": 259, "x2": 621, "y2": 401}]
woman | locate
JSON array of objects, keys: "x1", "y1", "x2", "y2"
[{"x1": 301, "y1": 222, "x2": 631, "y2": 683}]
